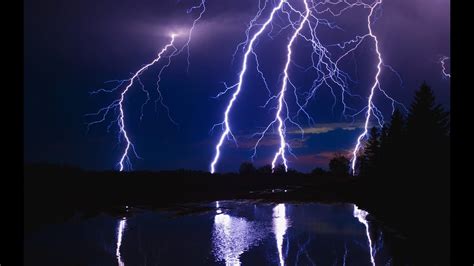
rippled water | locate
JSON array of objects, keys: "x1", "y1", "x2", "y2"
[{"x1": 24, "y1": 201, "x2": 392, "y2": 265}]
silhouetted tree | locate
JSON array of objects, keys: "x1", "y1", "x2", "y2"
[
  {"x1": 287, "y1": 168, "x2": 299, "y2": 175},
  {"x1": 379, "y1": 109, "x2": 406, "y2": 180},
  {"x1": 239, "y1": 162, "x2": 256, "y2": 175},
  {"x1": 394, "y1": 82, "x2": 450, "y2": 264},
  {"x1": 257, "y1": 164, "x2": 272, "y2": 175},
  {"x1": 359, "y1": 83, "x2": 451, "y2": 235},
  {"x1": 329, "y1": 154, "x2": 350, "y2": 176},
  {"x1": 357, "y1": 82, "x2": 450, "y2": 198},
  {"x1": 405, "y1": 82, "x2": 450, "y2": 187},
  {"x1": 377, "y1": 125, "x2": 388, "y2": 171},
  {"x1": 387, "y1": 109, "x2": 405, "y2": 142},
  {"x1": 407, "y1": 82, "x2": 449, "y2": 140},
  {"x1": 356, "y1": 153, "x2": 369, "y2": 176},
  {"x1": 359, "y1": 127, "x2": 380, "y2": 176},
  {"x1": 273, "y1": 164, "x2": 286, "y2": 175},
  {"x1": 311, "y1": 167, "x2": 326, "y2": 176}
]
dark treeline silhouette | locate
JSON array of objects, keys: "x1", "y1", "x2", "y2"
[
  {"x1": 24, "y1": 161, "x2": 359, "y2": 246},
  {"x1": 357, "y1": 82, "x2": 449, "y2": 183},
  {"x1": 350, "y1": 82, "x2": 450, "y2": 265},
  {"x1": 24, "y1": 82, "x2": 449, "y2": 265},
  {"x1": 328, "y1": 153, "x2": 350, "y2": 176}
]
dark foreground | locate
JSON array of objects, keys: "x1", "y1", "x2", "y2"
[{"x1": 24, "y1": 164, "x2": 450, "y2": 265}]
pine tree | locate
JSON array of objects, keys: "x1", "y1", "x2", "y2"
[
  {"x1": 403, "y1": 82, "x2": 450, "y2": 263},
  {"x1": 377, "y1": 125, "x2": 389, "y2": 174},
  {"x1": 359, "y1": 127, "x2": 380, "y2": 176},
  {"x1": 329, "y1": 153, "x2": 350, "y2": 176},
  {"x1": 407, "y1": 82, "x2": 449, "y2": 142},
  {"x1": 383, "y1": 109, "x2": 406, "y2": 178},
  {"x1": 388, "y1": 109, "x2": 405, "y2": 142},
  {"x1": 405, "y1": 82, "x2": 449, "y2": 190}
]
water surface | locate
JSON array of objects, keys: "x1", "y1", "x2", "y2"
[{"x1": 24, "y1": 201, "x2": 392, "y2": 265}]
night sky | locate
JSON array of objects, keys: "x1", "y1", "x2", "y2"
[{"x1": 24, "y1": 0, "x2": 450, "y2": 172}]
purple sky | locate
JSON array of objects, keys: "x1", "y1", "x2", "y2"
[{"x1": 24, "y1": 0, "x2": 450, "y2": 172}]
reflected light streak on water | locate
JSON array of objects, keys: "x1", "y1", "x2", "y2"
[
  {"x1": 342, "y1": 242, "x2": 348, "y2": 266},
  {"x1": 212, "y1": 208, "x2": 267, "y2": 265},
  {"x1": 116, "y1": 218, "x2": 127, "y2": 266},
  {"x1": 353, "y1": 204, "x2": 375, "y2": 266},
  {"x1": 24, "y1": 202, "x2": 396, "y2": 265},
  {"x1": 213, "y1": 214, "x2": 241, "y2": 266},
  {"x1": 273, "y1": 204, "x2": 288, "y2": 266}
]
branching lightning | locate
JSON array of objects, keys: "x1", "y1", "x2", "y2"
[
  {"x1": 210, "y1": 0, "x2": 405, "y2": 173},
  {"x1": 87, "y1": 35, "x2": 177, "y2": 171},
  {"x1": 350, "y1": 0, "x2": 385, "y2": 174},
  {"x1": 87, "y1": 1, "x2": 207, "y2": 171},
  {"x1": 87, "y1": 0, "x2": 407, "y2": 173},
  {"x1": 270, "y1": 0, "x2": 310, "y2": 171},
  {"x1": 210, "y1": 0, "x2": 286, "y2": 174},
  {"x1": 182, "y1": 0, "x2": 207, "y2": 72}
]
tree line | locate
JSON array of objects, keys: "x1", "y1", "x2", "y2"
[{"x1": 356, "y1": 82, "x2": 450, "y2": 184}]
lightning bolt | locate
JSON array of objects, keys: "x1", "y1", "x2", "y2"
[
  {"x1": 250, "y1": 0, "x2": 313, "y2": 171},
  {"x1": 182, "y1": 0, "x2": 207, "y2": 72},
  {"x1": 254, "y1": 1, "x2": 393, "y2": 172},
  {"x1": 211, "y1": 0, "x2": 404, "y2": 173},
  {"x1": 87, "y1": 0, "x2": 405, "y2": 173},
  {"x1": 87, "y1": 1, "x2": 207, "y2": 171},
  {"x1": 153, "y1": 1, "x2": 207, "y2": 116},
  {"x1": 440, "y1": 56, "x2": 451, "y2": 78},
  {"x1": 210, "y1": 0, "x2": 286, "y2": 174},
  {"x1": 232, "y1": 0, "x2": 270, "y2": 65},
  {"x1": 353, "y1": 204, "x2": 375, "y2": 266},
  {"x1": 87, "y1": 34, "x2": 177, "y2": 171},
  {"x1": 270, "y1": 0, "x2": 310, "y2": 172},
  {"x1": 317, "y1": 1, "x2": 407, "y2": 176},
  {"x1": 350, "y1": 0, "x2": 385, "y2": 174}
]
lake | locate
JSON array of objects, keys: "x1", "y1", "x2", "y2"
[{"x1": 24, "y1": 201, "x2": 393, "y2": 265}]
